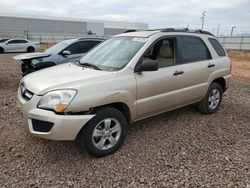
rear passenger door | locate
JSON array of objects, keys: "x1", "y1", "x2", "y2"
[
  {"x1": 16, "y1": 40, "x2": 29, "y2": 51},
  {"x1": 177, "y1": 36, "x2": 214, "y2": 99}
]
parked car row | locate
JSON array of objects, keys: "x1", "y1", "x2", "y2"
[
  {"x1": 13, "y1": 38, "x2": 104, "y2": 76},
  {"x1": 0, "y1": 38, "x2": 39, "y2": 53},
  {"x1": 17, "y1": 28, "x2": 231, "y2": 157}
]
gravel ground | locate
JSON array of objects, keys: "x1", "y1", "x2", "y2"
[{"x1": 0, "y1": 53, "x2": 250, "y2": 188}]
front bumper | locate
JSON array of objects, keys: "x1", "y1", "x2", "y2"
[{"x1": 17, "y1": 88, "x2": 94, "y2": 140}]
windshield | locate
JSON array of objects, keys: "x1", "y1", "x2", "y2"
[
  {"x1": 45, "y1": 40, "x2": 73, "y2": 54},
  {"x1": 79, "y1": 36, "x2": 146, "y2": 71},
  {"x1": 0, "y1": 39, "x2": 9, "y2": 43}
]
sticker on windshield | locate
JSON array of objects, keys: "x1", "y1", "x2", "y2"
[{"x1": 132, "y1": 37, "x2": 148, "y2": 43}]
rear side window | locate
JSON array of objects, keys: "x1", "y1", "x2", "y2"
[
  {"x1": 17, "y1": 40, "x2": 28, "y2": 43},
  {"x1": 208, "y1": 38, "x2": 226, "y2": 57},
  {"x1": 181, "y1": 36, "x2": 211, "y2": 63}
]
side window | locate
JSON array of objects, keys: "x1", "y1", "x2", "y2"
[
  {"x1": 86, "y1": 41, "x2": 102, "y2": 51},
  {"x1": 181, "y1": 36, "x2": 211, "y2": 63},
  {"x1": 65, "y1": 41, "x2": 101, "y2": 54},
  {"x1": 64, "y1": 42, "x2": 84, "y2": 54},
  {"x1": 8, "y1": 40, "x2": 19, "y2": 44},
  {"x1": 143, "y1": 38, "x2": 176, "y2": 68},
  {"x1": 18, "y1": 40, "x2": 28, "y2": 43},
  {"x1": 209, "y1": 38, "x2": 226, "y2": 57},
  {"x1": 8, "y1": 40, "x2": 28, "y2": 44}
]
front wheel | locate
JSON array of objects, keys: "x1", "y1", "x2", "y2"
[
  {"x1": 77, "y1": 107, "x2": 128, "y2": 157},
  {"x1": 197, "y1": 82, "x2": 223, "y2": 114}
]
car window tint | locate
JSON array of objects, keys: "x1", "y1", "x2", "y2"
[
  {"x1": 144, "y1": 38, "x2": 176, "y2": 68},
  {"x1": 8, "y1": 40, "x2": 28, "y2": 44},
  {"x1": 17, "y1": 40, "x2": 28, "y2": 43},
  {"x1": 65, "y1": 41, "x2": 101, "y2": 54},
  {"x1": 8, "y1": 40, "x2": 19, "y2": 44},
  {"x1": 209, "y1": 38, "x2": 226, "y2": 57},
  {"x1": 86, "y1": 41, "x2": 102, "y2": 51},
  {"x1": 181, "y1": 36, "x2": 211, "y2": 63}
]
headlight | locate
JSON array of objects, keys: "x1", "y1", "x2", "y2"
[{"x1": 38, "y1": 90, "x2": 77, "y2": 112}]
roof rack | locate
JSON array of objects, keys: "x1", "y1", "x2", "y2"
[
  {"x1": 122, "y1": 28, "x2": 214, "y2": 36},
  {"x1": 159, "y1": 28, "x2": 214, "y2": 36}
]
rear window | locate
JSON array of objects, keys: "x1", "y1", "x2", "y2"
[
  {"x1": 181, "y1": 36, "x2": 211, "y2": 63},
  {"x1": 209, "y1": 38, "x2": 226, "y2": 57}
]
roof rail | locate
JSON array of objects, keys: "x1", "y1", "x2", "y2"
[
  {"x1": 77, "y1": 37, "x2": 106, "y2": 40},
  {"x1": 159, "y1": 28, "x2": 214, "y2": 36},
  {"x1": 124, "y1": 29, "x2": 137, "y2": 33}
]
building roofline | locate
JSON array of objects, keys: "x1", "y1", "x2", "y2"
[{"x1": 0, "y1": 13, "x2": 148, "y2": 28}]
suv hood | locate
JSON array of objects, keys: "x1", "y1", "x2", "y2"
[
  {"x1": 13, "y1": 52, "x2": 51, "y2": 61},
  {"x1": 21, "y1": 63, "x2": 117, "y2": 95}
]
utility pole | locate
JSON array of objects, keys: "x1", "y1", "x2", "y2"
[
  {"x1": 201, "y1": 11, "x2": 206, "y2": 30},
  {"x1": 231, "y1": 26, "x2": 236, "y2": 36},
  {"x1": 217, "y1": 24, "x2": 220, "y2": 36},
  {"x1": 212, "y1": 28, "x2": 215, "y2": 35}
]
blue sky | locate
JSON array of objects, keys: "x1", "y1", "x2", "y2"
[{"x1": 0, "y1": 0, "x2": 249, "y2": 35}]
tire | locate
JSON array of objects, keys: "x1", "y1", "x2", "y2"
[
  {"x1": 77, "y1": 107, "x2": 128, "y2": 157},
  {"x1": 197, "y1": 82, "x2": 223, "y2": 114},
  {"x1": 0, "y1": 47, "x2": 4, "y2": 53},
  {"x1": 27, "y1": 46, "x2": 35, "y2": 52}
]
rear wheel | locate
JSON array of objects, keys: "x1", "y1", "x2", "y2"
[
  {"x1": 27, "y1": 46, "x2": 35, "y2": 52},
  {"x1": 0, "y1": 47, "x2": 4, "y2": 53},
  {"x1": 77, "y1": 107, "x2": 128, "y2": 157},
  {"x1": 197, "y1": 82, "x2": 223, "y2": 114}
]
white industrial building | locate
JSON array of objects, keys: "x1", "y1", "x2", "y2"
[{"x1": 0, "y1": 14, "x2": 148, "y2": 42}]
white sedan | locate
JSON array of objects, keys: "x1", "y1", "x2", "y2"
[{"x1": 0, "y1": 39, "x2": 39, "y2": 53}]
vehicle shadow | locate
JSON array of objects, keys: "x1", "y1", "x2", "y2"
[{"x1": 37, "y1": 105, "x2": 200, "y2": 161}]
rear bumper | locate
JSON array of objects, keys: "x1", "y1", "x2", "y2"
[
  {"x1": 17, "y1": 89, "x2": 94, "y2": 140},
  {"x1": 223, "y1": 74, "x2": 232, "y2": 91}
]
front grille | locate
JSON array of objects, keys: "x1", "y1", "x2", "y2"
[
  {"x1": 20, "y1": 83, "x2": 33, "y2": 101},
  {"x1": 32, "y1": 119, "x2": 54, "y2": 132}
]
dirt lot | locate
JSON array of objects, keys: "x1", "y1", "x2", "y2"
[
  {"x1": 0, "y1": 52, "x2": 250, "y2": 187},
  {"x1": 228, "y1": 51, "x2": 250, "y2": 82}
]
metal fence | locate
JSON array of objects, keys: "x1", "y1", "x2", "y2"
[
  {"x1": 26, "y1": 33, "x2": 110, "y2": 43},
  {"x1": 217, "y1": 36, "x2": 250, "y2": 51},
  {"x1": 2, "y1": 32, "x2": 250, "y2": 51}
]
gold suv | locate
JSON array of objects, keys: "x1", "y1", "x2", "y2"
[{"x1": 17, "y1": 28, "x2": 231, "y2": 157}]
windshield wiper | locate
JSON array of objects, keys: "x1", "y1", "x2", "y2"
[{"x1": 79, "y1": 62, "x2": 102, "y2": 70}]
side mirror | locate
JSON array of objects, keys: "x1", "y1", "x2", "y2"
[
  {"x1": 135, "y1": 59, "x2": 158, "y2": 72},
  {"x1": 61, "y1": 50, "x2": 71, "y2": 56},
  {"x1": 4, "y1": 42, "x2": 8, "y2": 45}
]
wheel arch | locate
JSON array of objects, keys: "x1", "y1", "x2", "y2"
[
  {"x1": 93, "y1": 102, "x2": 131, "y2": 123},
  {"x1": 212, "y1": 77, "x2": 226, "y2": 93},
  {"x1": 0, "y1": 47, "x2": 4, "y2": 53}
]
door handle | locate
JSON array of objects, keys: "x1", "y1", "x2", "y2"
[
  {"x1": 208, "y1": 63, "x2": 215, "y2": 68},
  {"x1": 173, "y1": 70, "x2": 184, "y2": 76}
]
